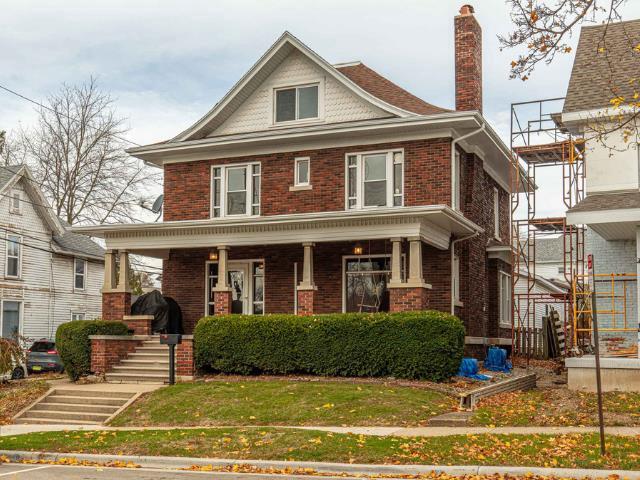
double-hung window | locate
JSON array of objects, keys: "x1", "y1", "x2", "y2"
[
  {"x1": 211, "y1": 163, "x2": 261, "y2": 218},
  {"x1": 5, "y1": 235, "x2": 21, "y2": 278},
  {"x1": 498, "y1": 271, "x2": 511, "y2": 327},
  {"x1": 74, "y1": 258, "x2": 86, "y2": 290},
  {"x1": 9, "y1": 191, "x2": 21, "y2": 214},
  {"x1": 275, "y1": 84, "x2": 319, "y2": 123},
  {"x1": 71, "y1": 312, "x2": 86, "y2": 321},
  {"x1": 346, "y1": 150, "x2": 403, "y2": 210},
  {"x1": 493, "y1": 187, "x2": 501, "y2": 240}
]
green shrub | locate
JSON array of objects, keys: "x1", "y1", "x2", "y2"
[
  {"x1": 194, "y1": 311, "x2": 464, "y2": 381},
  {"x1": 56, "y1": 320, "x2": 129, "y2": 381}
]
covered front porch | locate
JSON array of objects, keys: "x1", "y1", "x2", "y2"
[{"x1": 77, "y1": 206, "x2": 480, "y2": 334}]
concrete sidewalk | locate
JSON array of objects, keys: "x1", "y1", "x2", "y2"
[{"x1": 2, "y1": 423, "x2": 639, "y2": 437}]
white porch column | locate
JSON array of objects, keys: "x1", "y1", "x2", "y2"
[
  {"x1": 102, "y1": 249, "x2": 117, "y2": 292},
  {"x1": 389, "y1": 237, "x2": 403, "y2": 286},
  {"x1": 214, "y1": 246, "x2": 230, "y2": 290},
  {"x1": 298, "y1": 242, "x2": 316, "y2": 289},
  {"x1": 408, "y1": 236, "x2": 425, "y2": 285},
  {"x1": 116, "y1": 250, "x2": 131, "y2": 293}
]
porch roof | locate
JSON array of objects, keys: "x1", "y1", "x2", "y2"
[
  {"x1": 566, "y1": 191, "x2": 640, "y2": 240},
  {"x1": 73, "y1": 206, "x2": 482, "y2": 257}
]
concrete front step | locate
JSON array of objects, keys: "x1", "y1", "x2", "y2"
[
  {"x1": 111, "y1": 367, "x2": 169, "y2": 375},
  {"x1": 21, "y1": 409, "x2": 111, "y2": 422},
  {"x1": 120, "y1": 359, "x2": 169, "y2": 368},
  {"x1": 135, "y1": 347, "x2": 169, "y2": 354},
  {"x1": 52, "y1": 389, "x2": 134, "y2": 399},
  {"x1": 14, "y1": 417, "x2": 103, "y2": 425},
  {"x1": 32, "y1": 402, "x2": 120, "y2": 414},
  {"x1": 105, "y1": 373, "x2": 168, "y2": 384},
  {"x1": 127, "y1": 352, "x2": 168, "y2": 360},
  {"x1": 44, "y1": 395, "x2": 130, "y2": 406}
]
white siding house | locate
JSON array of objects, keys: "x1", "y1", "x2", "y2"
[{"x1": 0, "y1": 165, "x2": 104, "y2": 342}]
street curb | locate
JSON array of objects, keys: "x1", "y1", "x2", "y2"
[{"x1": 0, "y1": 450, "x2": 637, "y2": 478}]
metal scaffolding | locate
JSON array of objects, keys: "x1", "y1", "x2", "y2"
[{"x1": 510, "y1": 98, "x2": 586, "y2": 357}]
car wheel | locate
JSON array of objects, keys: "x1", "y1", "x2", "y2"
[{"x1": 11, "y1": 367, "x2": 25, "y2": 380}]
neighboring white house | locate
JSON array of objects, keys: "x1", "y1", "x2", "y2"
[
  {"x1": 564, "y1": 19, "x2": 640, "y2": 358},
  {"x1": 0, "y1": 165, "x2": 104, "y2": 342}
]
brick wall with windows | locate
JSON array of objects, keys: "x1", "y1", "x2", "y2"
[{"x1": 163, "y1": 139, "x2": 452, "y2": 221}]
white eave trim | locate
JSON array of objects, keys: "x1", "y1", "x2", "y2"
[
  {"x1": 171, "y1": 32, "x2": 414, "y2": 142},
  {"x1": 72, "y1": 205, "x2": 482, "y2": 251},
  {"x1": 567, "y1": 207, "x2": 640, "y2": 226}
]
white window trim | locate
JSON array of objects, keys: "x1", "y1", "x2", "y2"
[
  {"x1": 293, "y1": 157, "x2": 311, "y2": 187},
  {"x1": 271, "y1": 80, "x2": 325, "y2": 127},
  {"x1": 210, "y1": 162, "x2": 261, "y2": 219},
  {"x1": 1, "y1": 299, "x2": 23, "y2": 339},
  {"x1": 71, "y1": 311, "x2": 86, "y2": 321},
  {"x1": 453, "y1": 151, "x2": 461, "y2": 210},
  {"x1": 493, "y1": 187, "x2": 501, "y2": 240},
  {"x1": 5, "y1": 234, "x2": 22, "y2": 279},
  {"x1": 344, "y1": 149, "x2": 404, "y2": 211},
  {"x1": 341, "y1": 253, "x2": 406, "y2": 313},
  {"x1": 498, "y1": 270, "x2": 512, "y2": 328},
  {"x1": 9, "y1": 190, "x2": 22, "y2": 214},
  {"x1": 204, "y1": 259, "x2": 265, "y2": 316},
  {"x1": 74, "y1": 258, "x2": 87, "y2": 291},
  {"x1": 453, "y1": 254, "x2": 462, "y2": 306}
]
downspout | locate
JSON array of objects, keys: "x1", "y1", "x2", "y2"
[{"x1": 450, "y1": 119, "x2": 486, "y2": 315}]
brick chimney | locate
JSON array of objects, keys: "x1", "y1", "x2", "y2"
[{"x1": 454, "y1": 4, "x2": 482, "y2": 113}]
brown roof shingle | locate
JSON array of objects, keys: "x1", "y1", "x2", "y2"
[
  {"x1": 563, "y1": 19, "x2": 640, "y2": 113},
  {"x1": 567, "y1": 190, "x2": 640, "y2": 213},
  {"x1": 336, "y1": 63, "x2": 450, "y2": 115}
]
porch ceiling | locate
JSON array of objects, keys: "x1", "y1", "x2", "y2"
[{"x1": 73, "y1": 206, "x2": 481, "y2": 255}]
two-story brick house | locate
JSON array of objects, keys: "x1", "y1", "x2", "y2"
[{"x1": 77, "y1": 5, "x2": 514, "y2": 350}]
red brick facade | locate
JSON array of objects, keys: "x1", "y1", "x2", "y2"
[
  {"x1": 122, "y1": 315, "x2": 154, "y2": 335},
  {"x1": 176, "y1": 336, "x2": 195, "y2": 378},
  {"x1": 90, "y1": 336, "x2": 143, "y2": 375},
  {"x1": 455, "y1": 5, "x2": 483, "y2": 113},
  {"x1": 389, "y1": 287, "x2": 430, "y2": 312},
  {"x1": 296, "y1": 289, "x2": 315, "y2": 315},
  {"x1": 102, "y1": 292, "x2": 131, "y2": 321},
  {"x1": 160, "y1": 138, "x2": 512, "y2": 343}
]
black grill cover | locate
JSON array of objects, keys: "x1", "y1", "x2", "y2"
[{"x1": 130, "y1": 290, "x2": 183, "y2": 334}]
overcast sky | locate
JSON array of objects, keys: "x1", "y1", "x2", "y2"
[{"x1": 2, "y1": 0, "x2": 640, "y2": 218}]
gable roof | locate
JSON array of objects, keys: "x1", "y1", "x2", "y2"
[
  {"x1": 172, "y1": 32, "x2": 445, "y2": 141},
  {"x1": 0, "y1": 164, "x2": 104, "y2": 260},
  {"x1": 335, "y1": 62, "x2": 449, "y2": 115},
  {"x1": 564, "y1": 19, "x2": 640, "y2": 113}
]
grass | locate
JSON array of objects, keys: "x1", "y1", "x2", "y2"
[
  {"x1": 471, "y1": 389, "x2": 640, "y2": 427},
  {"x1": 0, "y1": 379, "x2": 49, "y2": 425},
  {"x1": 0, "y1": 428, "x2": 638, "y2": 470},
  {"x1": 110, "y1": 379, "x2": 455, "y2": 427}
]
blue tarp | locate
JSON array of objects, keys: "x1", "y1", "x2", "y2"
[
  {"x1": 458, "y1": 357, "x2": 490, "y2": 380},
  {"x1": 484, "y1": 347, "x2": 512, "y2": 372}
]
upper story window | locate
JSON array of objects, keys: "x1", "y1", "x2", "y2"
[
  {"x1": 493, "y1": 187, "x2": 500, "y2": 240},
  {"x1": 275, "y1": 84, "x2": 319, "y2": 123},
  {"x1": 5, "y1": 235, "x2": 21, "y2": 278},
  {"x1": 211, "y1": 163, "x2": 261, "y2": 218},
  {"x1": 9, "y1": 191, "x2": 21, "y2": 214},
  {"x1": 346, "y1": 150, "x2": 403, "y2": 210},
  {"x1": 294, "y1": 157, "x2": 310, "y2": 187},
  {"x1": 74, "y1": 258, "x2": 87, "y2": 290}
]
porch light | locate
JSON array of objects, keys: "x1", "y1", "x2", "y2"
[
  {"x1": 208, "y1": 251, "x2": 218, "y2": 261},
  {"x1": 353, "y1": 243, "x2": 363, "y2": 255}
]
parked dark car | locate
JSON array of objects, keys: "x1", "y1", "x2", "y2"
[{"x1": 27, "y1": 339, "x2": 63, "y2": 373}]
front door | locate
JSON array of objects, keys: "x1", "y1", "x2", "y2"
[{"x1": 228, "y1": 262, "x2": 249, "y2": 314}]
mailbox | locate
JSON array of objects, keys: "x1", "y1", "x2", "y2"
[{"x1": 160, "y1": 334, "x2": 182, "y2": 345}]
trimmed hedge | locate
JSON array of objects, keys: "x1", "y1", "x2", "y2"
[
  {"x1": 194, "y1": 311, "x2": 464, "y2": 381},
  {"x1": 56, "y1": 320, "x2": 129, "y2": 381}
]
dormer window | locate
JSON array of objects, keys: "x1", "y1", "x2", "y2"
[
  {"x1": 9, "y1": 191, "x2": 21, "y2": 214},
  {"x1": 275, "y1": 84, "x2": 319, "y2": 123}
]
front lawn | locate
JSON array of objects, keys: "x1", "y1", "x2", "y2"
[
  {"x1": 0, "y1": 428, "x2": 638, "y2": 470},
  {"x1": 0, "y1": 379, "x2": 49, "y2": 425},
  {"x1": 110, "y1": 379, "x2": 455, "y2": 427},
  {"x1": 471, "y1": 388, "x2": 640, "y2": 427}
]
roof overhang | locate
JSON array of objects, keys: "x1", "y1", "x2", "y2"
[
  {"x1": 128, "y1": 112, "x2": 514, "y2": 192},
  {"x1": 487, "y1": 245, "x2": 512, "y2": 265},
  {"x1": 72, "y1": 206, "x2": 482, "y2": 257},
  {"x1": 560, "y1": 105, "x2": 638, "y2": 135},
  {"x1": 567, "y1": 207, "x2": 640, "y2": 240}
]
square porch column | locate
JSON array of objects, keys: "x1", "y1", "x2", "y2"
[
  {"x1": 212, "y1": 246, "x2": 232, "y2": 315},
  {"x1": 388, "y1": 237, "x2": 432, "y2": 312},
  {"x1": 102, "y1": 249, "x2": 132, "y2": 321},
  {"x1": 296, "y1": 242, "x2": 316, "y2": 315}
]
